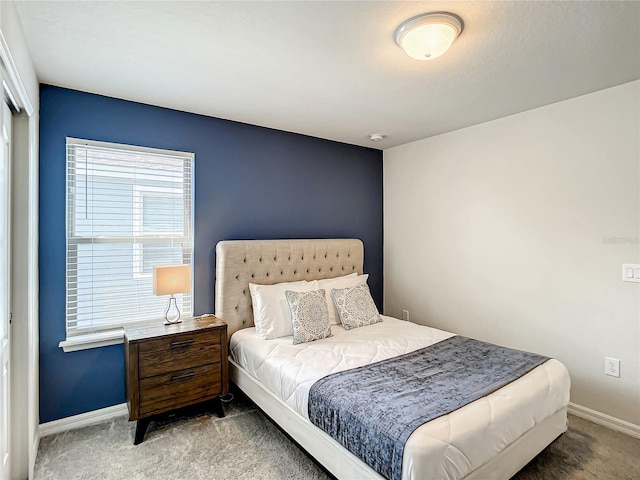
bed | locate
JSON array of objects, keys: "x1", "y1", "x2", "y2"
[{"x1": 215, "y1": 238, "x2": 570, "y2": 480}]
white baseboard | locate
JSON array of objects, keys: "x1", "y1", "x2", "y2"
[
  {"x1": 568, "y1": 402, "x2": 640, "y2": 439},
  {"x1": 29, "y1": 431, "x2": 39, "y2": 480},
  {"x1": 39, "y1": 403, "x2": 128, "y2": 438},
  {"x1": 36, "y1": 400, "x2": 639, "y2": 441}
]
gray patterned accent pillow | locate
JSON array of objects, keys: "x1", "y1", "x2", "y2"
[
  {"x1": 284, "y1": 289, "x2": 333, "y2": 345},
  {"x1": 330, "y1": 284, "x2": 382, "y2": 330}
]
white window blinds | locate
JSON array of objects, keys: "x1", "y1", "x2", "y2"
[{"x1": 65, "y1": 138, "x2": 193, "y2": 337}]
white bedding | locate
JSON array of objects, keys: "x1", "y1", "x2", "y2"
[{"x1": 230, "y1": 316, "x2": 570, "y2": 480}]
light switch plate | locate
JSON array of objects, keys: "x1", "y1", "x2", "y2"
[{"x1": 622, "y1": 264, "x2": 640, "y2": 283}]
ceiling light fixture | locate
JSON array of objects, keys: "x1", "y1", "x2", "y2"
[
  {"x1": 394, "y1": 12, "x2": 463, "y2": 61},
  {"x1": 369, "y1": 134, "x2": 384, "y2": 142}
]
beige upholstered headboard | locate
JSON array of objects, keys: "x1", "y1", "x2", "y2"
[{"x1": 215, "y1": 239, "x2": 364, "y2": 338}]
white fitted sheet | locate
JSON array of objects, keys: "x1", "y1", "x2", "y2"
[{"x1": 229, "y1": 317, "x2": 570, "y2": 480}]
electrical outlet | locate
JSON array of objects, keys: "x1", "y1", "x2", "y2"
[
  {"x1": 605, "y1": 357, "x2": 620, "y2": 377},
  {"x1": 401, "y1": 309, "x2": 409, "y2": 321},
  {"x1": 622, "y1": 264, "x2": 640, "y2": 283}
]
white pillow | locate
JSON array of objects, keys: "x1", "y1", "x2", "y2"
[
  {"x1": 249, "y1": 279, "x2": 318, "y2": 339},
  {"x1": 317, "y1": 273, "x2": 369, "y2": 324},
  {"x1": 284, "y1": 289, "x2": 332, "y2": 345}
]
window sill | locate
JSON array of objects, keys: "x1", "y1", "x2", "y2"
[
  {"x1": 59, "y1": 329, "x2": 124, "y2": 352},
  {"x1": 59, "y1": 315, "x2": 195, "y2": 352}
]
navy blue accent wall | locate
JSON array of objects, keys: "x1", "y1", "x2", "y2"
[{"x1": 39, "y1": 85, "x2": 383, "y2": 422}]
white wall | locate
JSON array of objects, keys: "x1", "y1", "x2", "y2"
[
  {"x1": 1, "y1": 1, "x2": 38, "y2": 103},
  {"x1": 384, "y1": 81, "x2": 640, "y2": 425}
]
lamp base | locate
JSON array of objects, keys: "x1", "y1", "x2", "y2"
[
  {"x1": 163, "y1": 319, "x2": 182, "y2": 326},
  {"x1": 163, "y1": 295, "x2": 182, "y2": 325}
]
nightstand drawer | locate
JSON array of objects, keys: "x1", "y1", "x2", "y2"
[
  {"x1": 139, "y1": 333, "x2": 221, "y2": 378},
  {"x1": 139, "y1": 363, "x2": 222, "y2": 416},
  {"x1": 139, "y1": 329, "x2": 221, "y2": 354}
]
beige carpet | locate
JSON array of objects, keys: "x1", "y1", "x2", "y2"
[{"x1": 35, "y1": 395, "x2": 639, "y2": 480}]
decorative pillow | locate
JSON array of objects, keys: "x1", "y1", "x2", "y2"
[
  {"x1": 249, "y1": 279, "x2": 318, "y2": 339},
  {"x1": 317, "y1": 273, "x2": 369, "y2": 325},
  {"x1": 284, "y1": 289, "x2": 332, "y2": 345},
  {"x1": 330, "y1": 284, "x2": 382, "y2": 330}
]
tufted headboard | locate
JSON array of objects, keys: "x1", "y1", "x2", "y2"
[{"x1": 215, "y1": 239, "x2": 364, "y2": 338}]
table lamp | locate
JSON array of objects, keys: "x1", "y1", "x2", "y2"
[{"x1": 153, "y1": 265, "x2": 191, "y2": 325}]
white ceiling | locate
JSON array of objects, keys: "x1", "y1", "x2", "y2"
[{"x1": 15, "y1": 1, "x2": 640, "y2": 149}]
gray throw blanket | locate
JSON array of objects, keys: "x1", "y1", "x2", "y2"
[{"x1": 308, "y1": 335, "x2": 549, "y2": 480}]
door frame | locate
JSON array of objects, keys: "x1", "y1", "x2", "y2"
[
  {"x1": 0, "y1": 29, "x2": 38, "y2": 479},
  {"x1": 0, "y1": 78, "x2": 12, "y2": 480}
]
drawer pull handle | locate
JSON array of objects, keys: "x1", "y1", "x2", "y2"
[
  {"x1": 170, "y1": 339, "x2": 195, "y2": 348},
  {"x1": 171, "y1": 372, "x2": 196, "y2": 382}
]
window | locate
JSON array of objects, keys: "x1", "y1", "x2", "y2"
[
  {"x1": 132, "y1": 186, "x2": 186, "y2": 278},
  {"x1": 62, "y1": 138, "x2": 193, "y2": 350}
]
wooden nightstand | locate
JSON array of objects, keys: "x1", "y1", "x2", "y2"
[{"x1": 124, "y1": 316, "x2": 228, "y2": 444}]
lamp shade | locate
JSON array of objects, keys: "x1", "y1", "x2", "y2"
[
  {"x1": 395, "y1": 12, "x2": 463, "y2": 61},
  {"x1": 153, "y1": 265, "x2": 191, "y2": 296}
]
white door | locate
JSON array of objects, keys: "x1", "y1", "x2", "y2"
[{"x1": 0, "y1": 100, "x2": 12, "y2": 479}]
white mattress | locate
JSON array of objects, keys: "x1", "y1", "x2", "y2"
[{"x1": 230, "y1": 316, "x2": 570, "y2": 480}]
